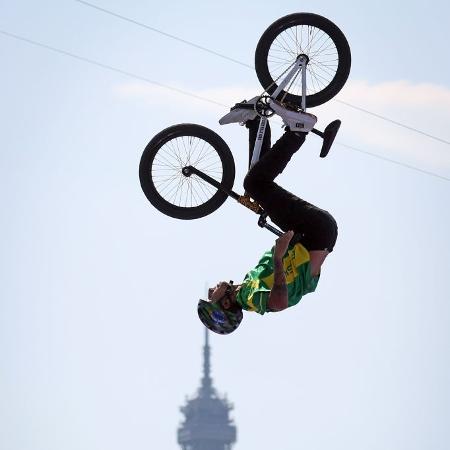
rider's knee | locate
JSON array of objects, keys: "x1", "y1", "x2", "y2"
[
  {"x1": 243, "y1": 172, "x2": 262, "y2": 196},
  {"x1": 318, "y1": 211, "x2": 338, "y2": 251}
]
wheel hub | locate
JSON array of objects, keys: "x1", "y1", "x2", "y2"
[
  {"x1": 182, "y1": 166, "x2": 192, "y2": 176},
  {"x1": 297, "y1": 54, "x2": 310, "y2": 65}
]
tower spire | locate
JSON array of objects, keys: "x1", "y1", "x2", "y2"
[
  {"x1": 200, "y1": 328, "x2": 213, "y2": 397},
  {"x1": 177, "y1": 329, "x2": 237, "y2": 450}
]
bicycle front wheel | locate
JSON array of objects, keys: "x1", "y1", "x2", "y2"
[
  {"x1": 255, "y1": 13, "x2": 351, "y2": 108},
  {"x1": 139, "y1": 124, "x2": 235, "y2": 220}
]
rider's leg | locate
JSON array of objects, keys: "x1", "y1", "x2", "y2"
[
  {"x1": 244, "y1": 127, "x2": 307, "y2": 195},
  {"x1": 244, "y1": 129, "x2": 338, "y2": 252}
]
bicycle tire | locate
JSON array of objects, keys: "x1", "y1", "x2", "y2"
[
  {"x1": 139, "y1": 124, "x2": 235, "y2": 220},
  {"x1": 255, "y1": 13, "x2": 351, "y2": 108}
]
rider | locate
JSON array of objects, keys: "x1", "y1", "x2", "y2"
[{"x1": 197, "y1": 98, "x2": 338, "y2": 335}]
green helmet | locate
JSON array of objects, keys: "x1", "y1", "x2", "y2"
[{"x1": 197, "y1": 299, "x2": 243, "y2": 335}]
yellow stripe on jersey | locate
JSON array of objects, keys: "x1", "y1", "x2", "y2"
[
  {"x1": 261, "y1": 243, "x2": 310, "y2": 287},
  {"x1": 245, "y1": 280, "x2": 261, "y2": 311}
]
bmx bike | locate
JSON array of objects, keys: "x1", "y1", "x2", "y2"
[{"x1": 139, "y1": 13, "x2": 351, "y2": 236}]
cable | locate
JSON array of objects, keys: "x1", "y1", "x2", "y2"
[
  {"x1": 74, "y1": 0, "x2": 450, "y2": 147},
  {"x1": 335, "y1": 100, "x2": 450, "y2": 146},
  {"x1": 74, "y1": 0, "x2": 252, "y2": 69},
  {"x1": 0, "y1": 30, "x2": 225, "y2": 108},
  {"x1": 336, "y1": 142, "x2": 450, "y2": 182},
  {"x1": 1, "y1": 29, "x2": 449, "y2": 182}
]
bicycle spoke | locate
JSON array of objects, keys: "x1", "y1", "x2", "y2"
[
  {"x1": 310, "y1": 63, "x2": 333, "y2": 89},
  {"x1": 159, "y1": 143, "x2": 183, "y2": 168},
  {"x1": 193, "y1": 177, "x2": 215, "y2": 202}
]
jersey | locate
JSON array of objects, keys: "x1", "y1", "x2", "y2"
[{"x1": 236, "y1": 242, "x2": 319, "y2": 315}]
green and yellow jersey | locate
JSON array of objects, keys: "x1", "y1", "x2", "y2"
[{"x1": 236, "y1": 242, "x2": 319, "y2": 315}]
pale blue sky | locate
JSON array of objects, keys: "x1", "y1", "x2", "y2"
[{"x1": 1, "y1": 1, "x2": 450, "y2": 450}]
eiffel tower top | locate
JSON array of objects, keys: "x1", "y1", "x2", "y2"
[{"x1": 177, "y1": 328, "x2": 237, "y2": 450}]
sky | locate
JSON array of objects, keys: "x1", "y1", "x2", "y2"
[{"x1": 1, "y1": 1, "x2": 450, "y2": 450}]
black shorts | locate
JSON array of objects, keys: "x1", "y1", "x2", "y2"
[
  {"x1": 254, "y1": 185, "x2": 338, "y2": 252},
  {"x1": 244, "y1": 119, "x2": 338, "y2": 252}
]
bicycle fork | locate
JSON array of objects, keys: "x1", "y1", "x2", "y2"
[{"x1": 250, "y1": 55, "x2": 308, "y2": 168}]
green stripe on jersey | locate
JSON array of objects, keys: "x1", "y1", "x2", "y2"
[{"x1": 236, "y1": 242, "x2": 319, "y2": 315}]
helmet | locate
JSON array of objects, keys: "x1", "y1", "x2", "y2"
[{"x1": 197, "y1": 299, "x2": 243, "y2": 335}]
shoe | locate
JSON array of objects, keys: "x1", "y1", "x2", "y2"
[
  {"x1": 219, "y1": 96, "x2": 259, "y2": 125},
  {"x1": 269, "y1": 100, "x2": 317, "y2": 132}
]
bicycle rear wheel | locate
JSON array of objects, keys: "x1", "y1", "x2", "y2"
[
  {"x1": 139, "y1": 124, "x2": 235, "y2": 220},
  {"x1": 255, "y1": 13, "x2": 351, "y2": 108}
]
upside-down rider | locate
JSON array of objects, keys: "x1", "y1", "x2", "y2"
[{"x1": 197, "y1": 97, "x2": 339, "y2": 335}]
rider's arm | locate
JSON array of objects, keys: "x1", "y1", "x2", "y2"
[{"x1": 267, "y1": 231, "x2": 294, "y2": 312}]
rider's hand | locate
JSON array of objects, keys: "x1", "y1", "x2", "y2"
[{"x1": 274, "y1": 230, "x2": 294, "y2": 259}]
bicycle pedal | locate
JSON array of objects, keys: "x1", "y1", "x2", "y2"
[{"x1": 232, "y1": 103, "x2": 255, "y2": 110}]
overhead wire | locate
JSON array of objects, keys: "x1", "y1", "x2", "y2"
[
  {"x1": 0, "y1": 29, "x2": 449, "y2": 183},
  {"x1": 0, "y1": 30, "x2": 224, "y2": 108},
  {"x1": 74, "y1": 0, "x2": 450, "y2": 147},
  {"x1": 336, "y1": 100, "x2": 450, "y2": 146},
  {"x1": 74, "y1": 0, "x2": 252, "y2": 69},
  {"x1": 336, "y1": 142, "x2": 450, "y2": 182}
]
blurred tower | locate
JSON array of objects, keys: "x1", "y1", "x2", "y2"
[{"x1": 177, "y1": 329, "x2": 237, "y2": 450}]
